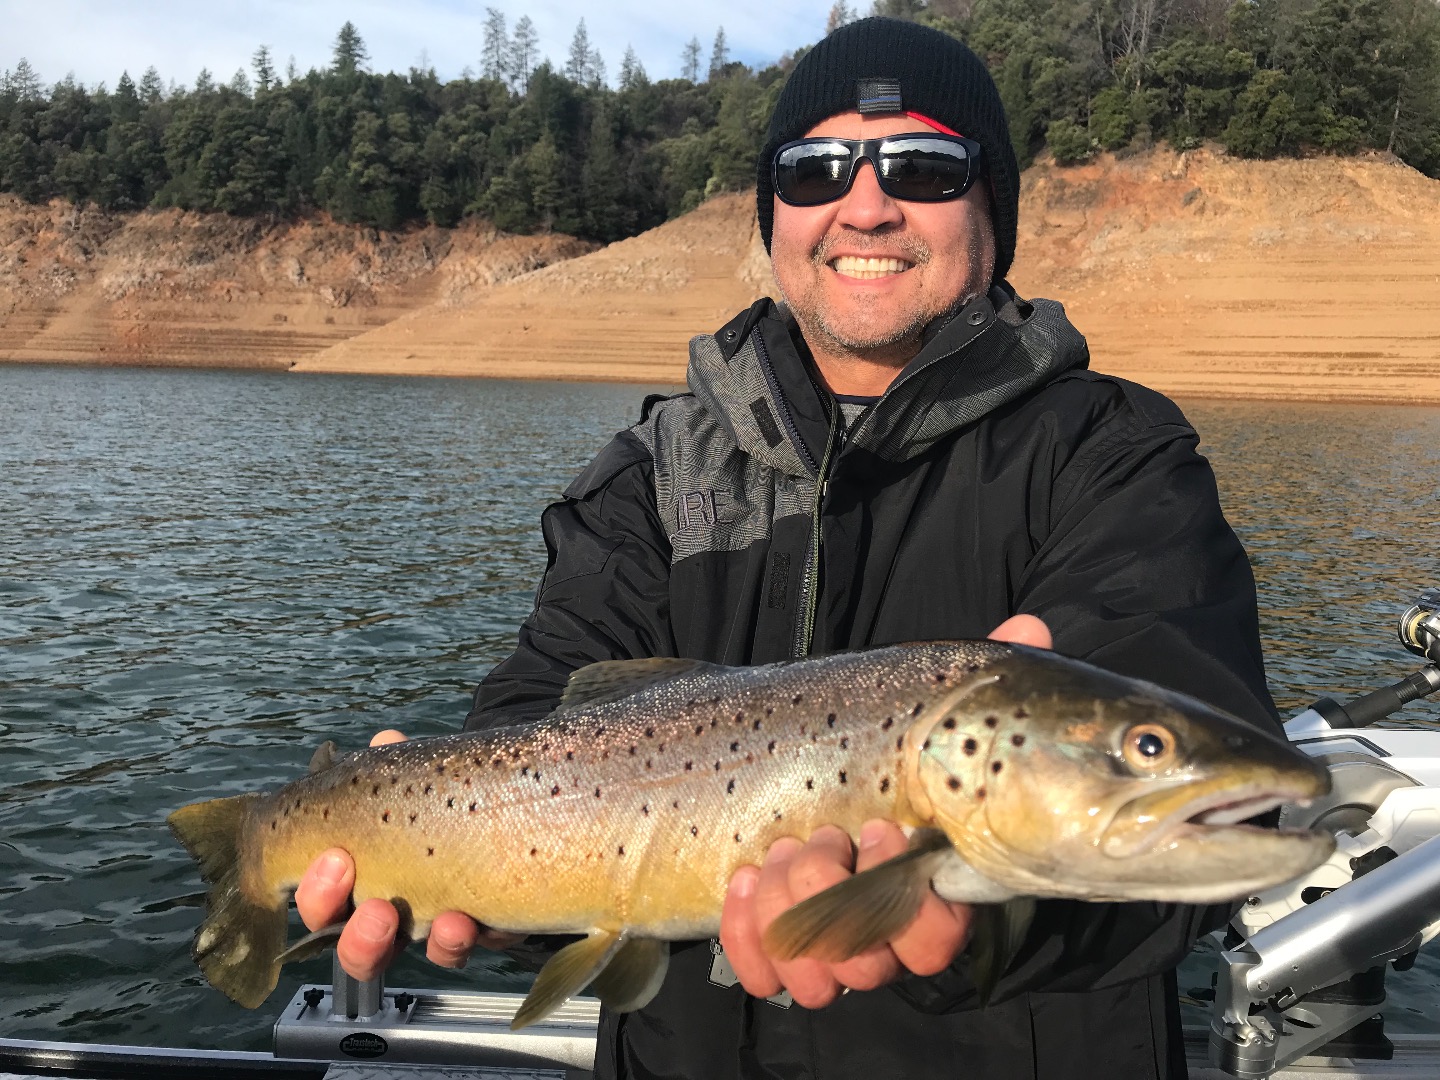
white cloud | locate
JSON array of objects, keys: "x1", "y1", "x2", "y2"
[{"x1": 2, "y1": 0, "x2": 834, "y2": 90}]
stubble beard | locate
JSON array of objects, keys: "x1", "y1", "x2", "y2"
[{"x1": 778, "y1": 225, "x2": 995, "y2": 364}]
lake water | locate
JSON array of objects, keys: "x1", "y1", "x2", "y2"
[{"x1": 2, "y1": 365, "x2": 1438, "y2": 1051}]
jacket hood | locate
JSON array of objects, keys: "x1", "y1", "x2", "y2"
[{"x1": 686, "y1": 284, "x2": 1091, "y2": 476}]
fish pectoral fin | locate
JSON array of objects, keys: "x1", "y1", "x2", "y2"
[
  {"x1": 307, "y1": 741, "x2": 341, "y2": 774},
  {"x1": 966, "y1": 898, "x2": 1037, "y2": 1007},
  {"x1": 590, "y1": 937, "x2": 670, "y2": 1013},
  {"x1": 555, "y1": 658, "x2": 718, "y2": 713},
  {"x1": 762, "y1": 828, "x2": 953, "y2": 963},
  {"x1": 275, "y1": 922, "x2": 346, "y2": 965},
  {"x1": 511, "y1": 929, "x2": 624, "y2": 1031}
]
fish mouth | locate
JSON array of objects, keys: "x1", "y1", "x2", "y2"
[{"x1": 1100, "y1": 779, "x2": 1319, "y2": 859}]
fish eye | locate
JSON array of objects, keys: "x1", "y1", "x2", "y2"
[{"x1": 1122, "y1": 723, "x2": 1176, "y2": 771}]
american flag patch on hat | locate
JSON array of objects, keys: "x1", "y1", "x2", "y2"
[{"x1": 856, "y1": 78, "x2": 902, "y2": 114}]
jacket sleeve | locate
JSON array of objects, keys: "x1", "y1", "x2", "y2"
[
  {"x1": 466, "y1": 430, "x2": 675, "y2": 731},
  {"x1": 899, "y1": 382, "x2": 1276, "y2": 1011}
]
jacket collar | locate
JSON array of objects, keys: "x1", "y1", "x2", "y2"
[{"x1": 687, "y1": 283, "x2": 1091, "y2": 476}]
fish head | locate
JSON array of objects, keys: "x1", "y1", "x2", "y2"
[{"x1": 914, "y1": 647, "x2": 1334, "y2": 904}]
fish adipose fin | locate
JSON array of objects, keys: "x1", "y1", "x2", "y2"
[
  {"x1": 590, "y1": 937, "x2": 670, "y2": 1013},
  {"x1": 512, "y1": 928, "x2": 625, "y2": 1030},
  {"x1": 167, "y1": 794, "x2": 286, "y2": 1009},
  {"x1": 762, "y1": 829, "x2": 954, "y2": 962},
  {"x1": 966, "y1": 898, "x2": 1036, "y2": 1007},
  {"x1": 556, "y1": 658, "x2": 718, "y2": 712}
]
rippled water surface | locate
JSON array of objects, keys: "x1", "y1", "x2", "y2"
[{"x1": 2, "y1": 366, "x2": 1438, "y2": 1049}]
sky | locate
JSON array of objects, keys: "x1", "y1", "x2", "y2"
[{"x1": 2, "y1": 0, "x2": 838, "y2": 91}]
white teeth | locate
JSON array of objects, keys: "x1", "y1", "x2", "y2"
[{"x1": 831, "y1": 255, "x2": 911, "y2": 279}]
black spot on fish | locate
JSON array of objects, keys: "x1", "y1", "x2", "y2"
[
  {"x1": 673, "y1": 800, "x2": 679, "y2": 809},
  {"x1": 645, "y1": 727, "x2": 655, "y2": 738},
  {"x1": 805, "y1": 778, "x2": 814, "y2": 790},
  {"x1": 876, "y1": 677, "x2": 885, "y2": 688},
  {"x1": 683, "y1": 760, "x2": 693, "y2": 771},
  {"x1": 839, "y1": 737, "x2": 848, "y2": 749},
  {"x1": 382, "y1": 811, "x2": 390, "y2": 822},
  {"x1": 773, "y1": 809, "x2": 783, "y2": 820},
  {"x1": 696, "y1": 725, "x2": 705, "y2": 735},
  {"x1": 446, "y1": 797, "x2": 454, "y2": 808},
  {"x1": 659, "y1": 743, "x2": 666, "y2": 752},
  {"x1": 963, "y1": 738, "x2": 978, "y2": 755},
  {"x1": 618, "y1": 845, "x2": 625, "y2": 856},
  {"x1": 839, "y1": 770, "x2": 847, "y2": 784},
  {"x1": 880, "y1": 777, "x2": 891, "y2": 793},
  {"x1": 913, "y1": 702, "x2": 925, "y2": 715},
  {"x1": 793, "y1": 694, "x2": 803, "y2": 705},
  {"x1": 408, "y1": 812, "x2": 417, "y2": 824},
  {"x1": 629, "y1": 746, "x2": 637, "y2": 756},
  {"x1": 922, "y1": 738, "x2": 931, "y2": 751},
  {"x1": 690, "y1": 825, "x2": 698, "y2": 836},
  {"x1": 882, "y1": 716, "x2": 894, "y2": 730},
  {"x1": 711, "y1": 718, "x2": 718, "y2": 728},
  {"x1": 826, "y1": 712, "x2": 836, "y2": 727},
  {"x1": 1012, "y1": 734, "x2": 1026, "y2": 747},
  {"x1": 976, "y1": 786, "x2": 987, "y2": 799},
  {"x1": 424, "y1": 784, "x2": 433, "y2": 795},
  {"x1": 753, "y1": 718, "x2": 762, "y2": 731},
  {"x1": 645, "y1": 759, "x2": 653, "y2": 770},
  {"x1": 966, "y1": 663, "x2": 981, "y2": 673},
  {"x1": 642, "y1": 804, "x2": 649, "y2": 815},
  {"x1": 595, "y1": 787, "x2": 603, "y2": 798},
  {"x1": 530, "y1": 847, "x2": 537, "y2": 857},
  {"x1": 714, "y1": 761, "x2": 721, "y2": 771},
  {"x1": 726, "y1": 779, "x2": 735, "y2": 794},
  {"x1": 735, "y1": 832, "x2": 742, "y2": 843},
  {"x1": 767, "y1": 740, "x2": 776, "y2": 753},
  {"x1": 371, "y1": 784, "x2": 380, "y2": 796},
  {"x1": 390, "y1": 777, "x2": 398, "y2": 786},
  {"x1": 436, "y1": 765, "x2": 445, "y2": 775},
  {"x1": 947, "y1": 777, "x2": 962, "y2": 791},
  {"x1": 1014, "y1": 707, "x2": 1029, "y2": 720},
  {"x1": 469, "y1": 801, "x2": 478, "y2": 812},
  {"x1": 690, "y1": 700, "x2": 698, "y2": 708},
  {"x1": 942, "y1": 717, "x2": 957, "y2": 730},
  {"x1": 283, "y1": 807, "x2": 290, "y2": 817},
  {"x1": 729, "y1": 741, "x2": 739, "y2": 752},
  {"x1": 735, "y1": 711, "x2": 744, "y2": 724},
  {"x1": 766, "y1": 706, "x2": 774, "y2": 717},
  {"x1": 351, "y1": 777, "x2": 359, "y2": 786},
  {"x1": 521, "y1": 766, "x2": 529, "y2": 777},
  {"x1": 936, "y1": 672, "x2": 948, "y2": 683},
  {"x1": 595, "y1": 726, "x2": 606, "y2": 737},
  {"x1": 405, "y1": 785, "x2": 413, "y2": 795},
  {"x1": 323, "y1": 808, "x2": 330, "y2": 821},
  {"x1": 992, "y1": 761, "x2": 1003, "y2": 774},
  {"x1": 566, "y1": 750, "x2": 574, "y2": 760},
  {"x1": 427, "y1": 847, "x2": 435, "y2": 856},
  {"x1": 492, "y1": 758, "x2": 503, "y2": 768},
  {"x1": 895, "y1": 735, "x2": 905, "y2": 752},
  {"x1": 985, "y1": 716, "x2": 998, "y2": 729},
  {"x1": 270, "y1": 820, "x2": 277, "y2": 831}
]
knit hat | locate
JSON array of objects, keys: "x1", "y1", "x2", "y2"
[{"x1": 756, "y1": 17, "x2": 1019, "y2": 284}]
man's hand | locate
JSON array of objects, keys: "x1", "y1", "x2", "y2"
[
  {"x1": 293, "y1": 729, "x2": 524, "y2": 982},
  {"x1": 717, "y1": 613, "x2": 1052, "y2": 1008}
]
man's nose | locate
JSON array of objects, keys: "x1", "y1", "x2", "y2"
[{"x1": 835, "y1": 159, "x2": 904, "y2": 231}]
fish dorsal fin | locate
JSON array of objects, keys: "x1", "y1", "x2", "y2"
[
  {"x1": 556, "y1": 658, "x2": 715, "y2": 713},
  {"x1": 308, "y1": 740, "x2": 341, "y2": 774}
]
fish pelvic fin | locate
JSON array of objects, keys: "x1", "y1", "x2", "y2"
[
  {"x1": 590, "y1": 938, "x2": 669, "y2": 1013},
  {"x1": 167, "y1": 794, "x2": 285, "y2": 1010},
  {"x1": 762, "y1": 829, "x2": 953, "y2": 963},
  {"x1": 511, "y1": 928, "x2": 625, "y2": 1031},
  {"x1": 966, "y1": 897, "x2": 1036, "y2": 1007}
]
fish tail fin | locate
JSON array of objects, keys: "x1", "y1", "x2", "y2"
[{"x1": 168, "y1": 794, "x2": 286, "y2": 1009}]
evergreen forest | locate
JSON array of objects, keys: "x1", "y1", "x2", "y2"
[{"x1": 2, "y1": 0, "x2": 1437, "y2": 244}]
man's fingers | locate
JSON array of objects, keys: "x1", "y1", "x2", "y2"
[
  {"x1": 889, "y1": 894, "x2": 971, "y2": 977},
  {"x1": 757, "y1": 834, "x2": 840, "y2": 1008},
  {"x1": 337, "y1": 898, "x2": 399, "y2": 982},
  {"x1": 426, "y1": 910, "x2": 480, "y2": 969},
  {"x1": 295, "y1": 848, "x2": 355, "y2": 931},
  {"x1": 785, "y1": 825, "x2": 855, "y2": 900},
  {"x1": 719, "y1": 865, "x2": 782, "y2": 998},
  {"x1": 987, "y1": 614, "x2": 1051, "y2": 650}
]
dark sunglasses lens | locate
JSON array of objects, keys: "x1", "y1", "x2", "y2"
[
  {"x1": 876, "y1": 138, "x2": 975, "y2": 201},
  {"x1": 775, "y1": 141, "x2": 854, "y2": 205}
]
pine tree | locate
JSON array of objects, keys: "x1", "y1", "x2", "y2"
[
  {"x1": 619, "y1": 45, "x2": 649, "y2": 90},
  {"x1": 588, "y1": 49, "x2": 607, "y2": 88},
  {"x1": 252, "y1": 45, "x2": 276, "y2": 93},
  {"x1": 709, "y1": 27, "x2": 730, "y2": 80},
  {"x1": 3, "y1": 58, "x2": 43, "y2": 100},
  {"x1": 139, "y1": 66, "x2": 163, "y2": 104},
  {"x1": 681, "y1": 37, "x2": 702, "y2": 82},
  {"x1": 510, "y1": 16, "x2": 539, "y2": 93},
  {"x1": 229, "y1": 68, "x2": 252, "y2": 96},
  {"x1": 482, "y1": 8, "x2": 509, "y2": 83},
  {"x1": 113, "y1": 71, "x2": 141, "y2": 122},
  {"x1": 194, "y1": 67, "x2": 215, "y2": 94},
  {"x1": 566, "y1": 20, "x2": 591, "y2": 83},
  {"x1": 333, "y1": 22, "x2": 369, "y2": 74}
]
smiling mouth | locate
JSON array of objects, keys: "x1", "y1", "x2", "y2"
[{"x1": 829, "y1": 255, "x2": 913, "y2": 280}]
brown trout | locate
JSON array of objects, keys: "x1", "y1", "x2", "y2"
[{"x1": 169, "y1": 641, "x2": 1332, "y2": 1028}]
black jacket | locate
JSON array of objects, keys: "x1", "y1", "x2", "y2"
[{"x1": 469, "y1": 286, "x2": 1276, "y2": 1080}]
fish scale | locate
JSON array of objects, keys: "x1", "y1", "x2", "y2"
[{"x1": 170, "y1": 639, "x2": 1333, "y2": 1026}]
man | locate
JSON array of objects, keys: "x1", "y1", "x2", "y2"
[{"x1": 298, "y1": 17, "x2": 1276, "y2": 1078}]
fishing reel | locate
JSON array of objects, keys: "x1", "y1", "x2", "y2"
[{"x1": 1399, "y1": 588, "x2": 1440, "y2": 664}]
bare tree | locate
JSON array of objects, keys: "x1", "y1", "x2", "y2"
[
  {"x1": 826, "y1": 1, "x2": 857, "y2": 34},
  {"x1": 510, "y1": 16, "x2": 539, "y2": 93},
  {"x1": 681, "y1": 36, "x2": 702, "y2": 82},
  {"x1": 481, "y1": 8, "x2": 509, "y2": 83},
  {"x1": 1117, "y1": 0, "x2": 1170, "y2": 89},
  {"x1": 619, "y1": 45, "x2": 649, "y2": 89},
  {"x1": 709, "y1": 27, "x2": 730, "y2": 80}
]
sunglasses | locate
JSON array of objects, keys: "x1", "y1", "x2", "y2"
[{"x1": 772, "y1": 134, "x2": 985, "y2": 207}]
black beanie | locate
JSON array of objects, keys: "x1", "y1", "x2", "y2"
[{"x1": 756, "y1": 17, "x2": 1019, "y2": 284}]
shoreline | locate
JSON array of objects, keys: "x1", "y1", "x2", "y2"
[{"x1": 7, "y1": 354, "x2": 1438, "y2": 408}]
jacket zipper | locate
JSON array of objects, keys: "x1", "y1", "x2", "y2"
[{"x1": 795, "y1": 404, "x2": 839, "y2": 658}]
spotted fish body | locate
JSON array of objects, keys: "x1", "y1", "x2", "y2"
[{"x1": 169, "y1": 641, "x2": 1333, "y2": 1026}]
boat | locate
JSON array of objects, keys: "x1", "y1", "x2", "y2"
[{"x1": 6, "y1": 591, "x2": 1439, "y2": 1080}]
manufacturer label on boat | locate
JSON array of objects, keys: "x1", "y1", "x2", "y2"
[{"x1": 339, "y1": 1032, "x2": 388, "y2": 1058}]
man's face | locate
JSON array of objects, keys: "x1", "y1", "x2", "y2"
[{"x1": 770, "y1": 111, "x2": 995, "y2": 363}]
